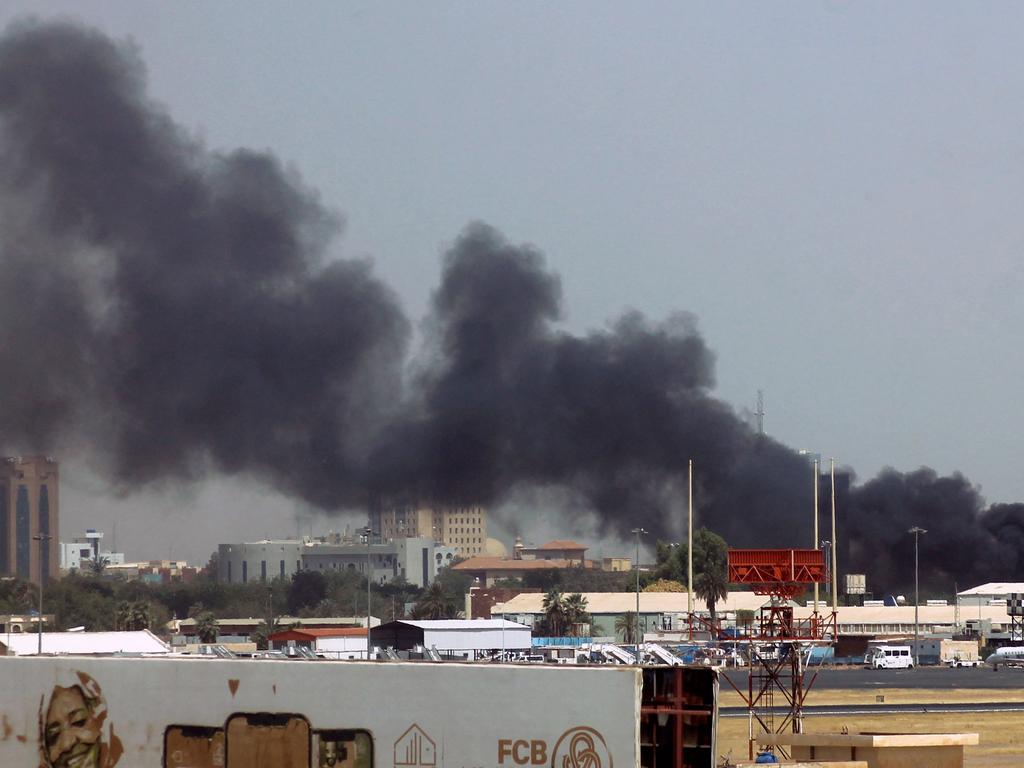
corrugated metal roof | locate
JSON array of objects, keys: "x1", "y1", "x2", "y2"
[
  {"x1": 494, "y1": 591, "x2": 767, "y2": 615},
  {"x1": 389, "y1": 619, "x2": 530, "y2": 630},
  {"x1": 0, "y1": 630, "x2": 170, "y2": 656},
  {"x1": 958, "y1": 583, "x2": 1024, "y2": 596},
  {"x1": 793, "y1": 604, "x2": 1011, "y2": 624},
  {"x1": 268, "y1": 627, "x2": 367, "y2": 640},
  {"x1": 173, "y1": 616, "x2": 374, "y2": 629}
]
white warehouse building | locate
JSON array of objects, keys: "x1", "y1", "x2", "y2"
[{"x1": 370, "y1": 619, "x2": 531, "y2": 660}]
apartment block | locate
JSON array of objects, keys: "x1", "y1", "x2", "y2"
[{"x1": 370, "y1": 503, "x2": 488, "y2": 558}]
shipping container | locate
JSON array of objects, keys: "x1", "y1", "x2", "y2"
[{"x1": 0, "y1": 655, "x2": 718, "y2": 768}]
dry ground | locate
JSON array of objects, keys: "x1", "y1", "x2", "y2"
[{"x1": 718, "y1": 707, "x2": 1024, "y2": 767}]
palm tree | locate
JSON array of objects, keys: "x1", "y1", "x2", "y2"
[
  {"x1": 252, "y1": 615, "x2": 291, "y2": 651},
  {"x1": 116, "y1": 601, "x2": 152, "y2": 631},
  {"x1": 695, "y1": 569, "x2": 729, "y2": 621},
  {"x1": 86, "y1": 556, "x2": 110, "y2": 577},
  {"x1": 115, "y1": 600, "x2": 132, "y2": 631},
  {"x1": 195, "y1": 611, "x2": 219, "y2": 643},
  {"x1": 541, "y1": 589, "x2": 567, "y2": 637},
  {"x1": 413, "y1": 582, "x2": 452, "y2": 620},
  {"x1": 564, "y1": 593, "x2": 590, "y2": 637},
  {"x1": 693, "y1": 527, "x2": 729, "y2": 620},
  {"x1": 615, "y1": 611, "x2": 639, "y2": 644},
  {"x1": 129, "y1": 601, "x2": 152, "y2": 631}
]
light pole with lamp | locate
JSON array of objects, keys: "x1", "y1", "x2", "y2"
[
  {"x1": 496, "y1": 602, "x2": 506, "y2": 661},
  {"x1": 631, "y1": 527, "x2": 647, "y2": 664},
  {"x1": 909, "y1": 526, "x2": 926, "y2": 668},
  {"x1": 33, "y1": 533, "x2": 52, "y2": 655},
  {"x1": 363, "y1": 526, "x2": 374, "y2": 660}
]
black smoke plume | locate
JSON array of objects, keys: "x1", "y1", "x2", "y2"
[{"x1": 0, "y1": 19, "x2": 1020, "y2": 593}]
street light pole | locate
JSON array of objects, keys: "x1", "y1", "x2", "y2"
[
  {"x1": 497, "y1": 602, "x2": 506, "y2": 660},
  {"x1": 687, "y1": 460, "x2": 694, "y2": 617},
  {"x1": 363, "y1": 526, "x2": 374, "y2": 660},
  {"x1": 909, "y1": 526, "x2": 927, "y2": 668},
  {"x1": 812, "y1": 456, "x2": 820, "y2": 616},
  {"x1": 33, "y1": 533, "x2": 52, "y2": 655},
  {"x1": 631, "y1": 527, "x2": 647, "y2": 664}
]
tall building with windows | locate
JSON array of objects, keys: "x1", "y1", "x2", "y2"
[
  {"x1": 0, "y1": 456, "x2": 60, "y2": 585},
  {"x1": 369, "y1": 503, "x2": 488, "y2": 558}
]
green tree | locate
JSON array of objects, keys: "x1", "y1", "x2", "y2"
[
  {"x1": 692, "y1": 527, "x2": 729, "y2": 619},
  {"x1": 287, "y1": 570, "x2": 327, "y2": 614},
  {"x1": 615, "y1": 611, "x2": 639, "y2": 644},
  {"x1": 46, "y1": 574, "x2": 116, "y2": 630},
  {"x1": 644, "y1": 578, "x2": 685, "y2": 593},
  {"x1": 541, "y1": 589, "x2": 567, "y2": 636},
  {"x1": 115, "y1": 600, "x2": 132, "y2": 631},
  {"x1": 653, "y1": 541, "x2": 686, "y2": 583},
  {"x1": 522, "y1": 569, "x2": 563, "y2": 590},
  {"x1": 130, "y1": 601, "x2": 153, "y2": 631},
  {"x1": 564, "y1": 593, "x2": 590, "y2": 636},
  {"x1": 86, "y1": 556, "x2": 110, "y2": 577},
  {"x1": 115, "y1": 600, "x2": 152, "y2": 630},
  {"x1": 412, "y1": 582, "x2": 454, "y2": 620},
  {"x1": 433, "y1": 565, "x2": 471, "y2": 608},
  {"x1": 251, "y1": 619, "x2": 282, "y2": 651},
  {"x1": 194, "y1": 611, "x2": 219, "y2": 643}
]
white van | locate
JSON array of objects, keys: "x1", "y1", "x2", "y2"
[{"x1": 865, "y1": 645, "x2": 914, "y2": 669}]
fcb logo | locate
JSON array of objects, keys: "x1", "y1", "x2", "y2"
[{"x1": 550, "y1": 727, "x2": 611, "y2": 768}]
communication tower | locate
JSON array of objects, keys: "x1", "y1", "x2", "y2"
[{"x1": 723, "y1": 548, "x2": 835, "y2": 761}]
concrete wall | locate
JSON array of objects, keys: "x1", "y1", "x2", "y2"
[{"x1": 218, "y1": 540, "x2": 304, "y2": 583}]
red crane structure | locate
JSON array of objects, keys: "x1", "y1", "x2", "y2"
[{"x1": 724, "y1": 548, "x2": 836, "y2": 761}]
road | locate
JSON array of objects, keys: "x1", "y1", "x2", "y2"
[
  {"x1": 722, "y1": 665, "x2": 1024, "y2": 691},
  {"x1": 721, "y1": 701, "x2": 1024, "y2": 717}
]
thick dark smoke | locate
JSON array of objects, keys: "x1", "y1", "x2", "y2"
[
  {"x1": 0, "y1": 19, "x2": 1021, "y2": 593},
  {"x1": 0, "y1": 20, "x2": 409, "y2": 506}
]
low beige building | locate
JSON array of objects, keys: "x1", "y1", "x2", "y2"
[
  {"x1": 496, "y1": 590, "x2": 768, "y2": 639},
  {"x1": 760, "y1": 731, "x2": 978, "y2": 768}
]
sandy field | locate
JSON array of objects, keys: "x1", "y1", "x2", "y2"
[{"x1": 717, "y1": 692, "x2": 1024, "y2": 767}]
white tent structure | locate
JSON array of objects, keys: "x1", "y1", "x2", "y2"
[
  {"x1": 0, "y1": 629, "x2": 170, "y2": 656},
  {"x1": 370, "y1": 619, "x2": 531, "y2": 659}
]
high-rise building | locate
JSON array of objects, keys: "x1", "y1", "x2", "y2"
[
  {"x1": 0, "y1": 455, "x2": 60, "y2": 585},
  {"x1": 369, "y1": 503, "x2": 488, "y2": 558}
]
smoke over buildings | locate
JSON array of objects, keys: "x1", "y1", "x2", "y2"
[{"x1": 0, "y1": 19, "x2": 1020, "y2": 591}]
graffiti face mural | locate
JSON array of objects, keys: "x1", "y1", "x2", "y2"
[{"x1": 39, "y1": 673, "x2": 121, "y2": 768}]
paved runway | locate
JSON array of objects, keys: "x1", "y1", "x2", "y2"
[{"x1": 722, "y1": 665, "x2": 1024, "y2": 691}]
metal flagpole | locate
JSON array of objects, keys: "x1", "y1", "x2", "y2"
[
  {"x1": 813, "y1": 458, "x2": 820, "y2": 617},
  {"x1": 830, "y1": 459, "x2": 838, "y2": 614}
]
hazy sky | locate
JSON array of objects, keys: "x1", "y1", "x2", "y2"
[{"x1": 3, "y1": 2, "x2": 1023, "y2": 563}]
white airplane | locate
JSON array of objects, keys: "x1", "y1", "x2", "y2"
[{"x1": 985, "y1": 646, "x2": 1024, "y2": 670}]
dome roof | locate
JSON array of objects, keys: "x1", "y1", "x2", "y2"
[{"x1": 483, "y1": 537, "x2": 509, "y2": 557}]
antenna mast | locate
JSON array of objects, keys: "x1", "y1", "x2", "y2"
[{"x1": 756, "y1": 390, "x2": 765, "y2": 435}]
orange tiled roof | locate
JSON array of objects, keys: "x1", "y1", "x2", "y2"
[{"x1": 536, "y1": 540, "x2": 587, "y2": 550}]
